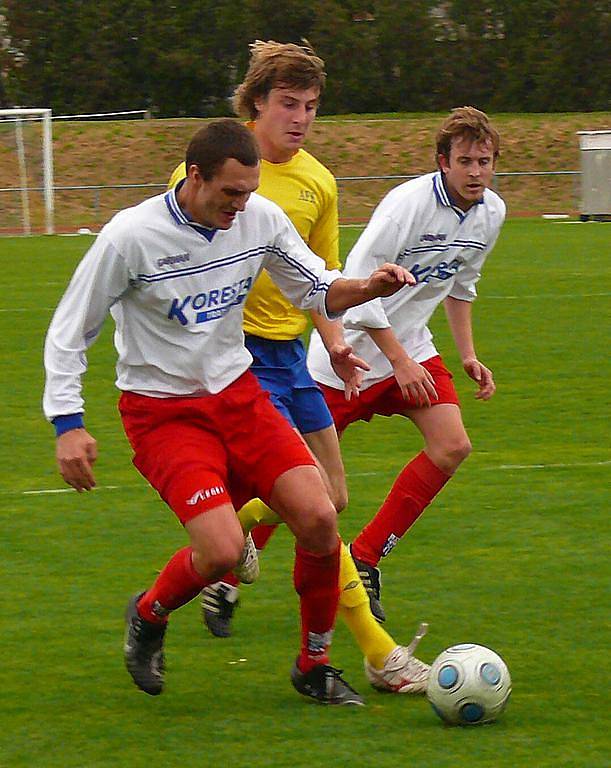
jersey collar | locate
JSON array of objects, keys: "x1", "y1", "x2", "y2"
[
  {"x1": 432, "y1": 171, "x2": 484, "y2": 222},
  {"x1": 164, "y1": 179, "x2": 218, "y2": 242}
]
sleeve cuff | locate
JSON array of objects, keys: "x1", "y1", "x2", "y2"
[{"x1": 52, "y1": 413, "x2": 84, "y2": 437}]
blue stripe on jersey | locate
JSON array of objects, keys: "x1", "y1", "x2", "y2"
[
  {"x1": 267, "y1": 245, "x2": 331, "y2": 296},
  {"x1": 408, "y1": 240, "x2": 487, "y2": 256},
  {"x1": 164, "y1": 185, "x2": 217, "y2": 242},
  {"x1": 138, "y1": 246, "x2": 269, "y2": 283},
  {"x1": 453, "y1": 239, "x2": 487, "y2": 249},
  {"x1": 432, "y1": 173, "x2": 449, "y2": 206},
  {"x1": 432, "y1": 172, "x2": 486, "y2": 221},
  {"x1": 138, "y1": 244, "x2": 330, "y2": 298},
  {"x1": 433, "y1": 177, "x2": 464, "y2": 221},
  {"x1": 165, "y1": 189, "x2": 184, "y2": 225}
]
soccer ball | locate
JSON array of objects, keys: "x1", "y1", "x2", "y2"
[{"x1": 426, "y1": 643, "x2": 511, "y2": 726}]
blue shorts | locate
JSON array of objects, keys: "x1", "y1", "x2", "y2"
[{"x1": 245, "y1": 334, "x2": 334, "y2": 435}]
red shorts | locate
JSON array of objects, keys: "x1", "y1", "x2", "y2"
[
  {"x1": 119, "y1": 371, "x2": 315, "y2": 524},
  {"x1": 319, "y1": 355, "x2": 460, "y2": 435}
]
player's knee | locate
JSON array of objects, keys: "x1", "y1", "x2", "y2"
[
  {"x1": 455, "y1": 436, "x2": 472, "y2": 463},
  {"x1": 191, "y1": 536, "x2": 244, "y2": 579},
  {"x1": 295, "y1": 501, "x2": 338, "y2": 553},
  {"x1": 440, "y1": 436, "x2": 472, "y2": 472}
]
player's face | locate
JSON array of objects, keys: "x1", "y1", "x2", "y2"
[
  {"x1": 253, "y1": 85, "x2": 320, "y2": 163},
  {"x1": 438, "y1": 136, "x2": 496, "y2": 211},
  {"x1": 189, "y1": 158, "x2": 260, "y2": 229}
]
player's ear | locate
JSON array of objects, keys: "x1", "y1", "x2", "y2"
[
  {"x1": 438, "y1": 153, "x2": 450, "y2": 173},
  {"x1": 187, "y1": 163, "x2": 204, "y2": 184},
  {"x1": 253, "y1": 93, "x2": 268, "y2": 117}
]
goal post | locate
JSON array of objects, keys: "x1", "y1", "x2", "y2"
[{"x1": 0, "y1": 108, "x2": 55, "y2": 234}]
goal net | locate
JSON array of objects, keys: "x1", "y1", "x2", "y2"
[{"x1": 0, "y1": 108, "x2": 54, "y2": 235}]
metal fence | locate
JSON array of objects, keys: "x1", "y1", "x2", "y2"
[{"x1": 0, "y1": 171, "x2": 582, "y2": 233}]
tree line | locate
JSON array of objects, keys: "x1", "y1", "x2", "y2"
[{"x1": 2, "y1": 1, "x2": 609, "y2": 116}]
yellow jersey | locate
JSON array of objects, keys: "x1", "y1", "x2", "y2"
[{"x1": 168, "y1": 148, "x2": 339, "y2": 340}]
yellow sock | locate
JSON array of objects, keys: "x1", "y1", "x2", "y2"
[
  {"x1": 237, "y1": 498, "x2": 281, "y2": 533},
  {"x1": 338, "y1": 543, "x2": 396, "y2": 668},
  {"x1": 238, "y1": 506, "x2": 395, "y2": 669}
]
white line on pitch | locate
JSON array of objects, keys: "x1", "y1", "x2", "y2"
[
  {"x1": 0, "y1": 307, "x2": 55, "y2": 313},
  {"x1": 12, "y1": 459, "x2": 610, "y2": 495},
  {"x1": 484, "y1": 292, "x2": 610, "y2": 300},
  {"x1": 21, "y1": 484, "x2": 123, "y2": 495},
  {"x1": 350, "y1": 459, "x2": 611, "y2": 476},
  {"x1": 486, "y1": 460, "x2": 611, "y2": 471}
]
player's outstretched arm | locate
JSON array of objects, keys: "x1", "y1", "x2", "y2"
[
  {"x1": 325, "y1": 263, "x2": 414, "y2": 314},
  {"x1": 56, "y1": 428, "x2": 98, "y2": 492}
]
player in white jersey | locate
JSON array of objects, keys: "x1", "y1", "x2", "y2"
[
  {"x1": 308, "y1": 107, "x2": 506, "y2": 622},
  {"x1": 43, "y1": 119, "x2": 414, "y2": 705}
]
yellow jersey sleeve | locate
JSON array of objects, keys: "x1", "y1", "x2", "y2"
[
  {"x1": 243, "y1": 150, "x2": 339, "y2": 340},
  {"x1": 168, "y1": 162, "x2": 186, "y2": 190}
]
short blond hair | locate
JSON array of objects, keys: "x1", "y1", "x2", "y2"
[
  {"x1": 436, "y1": 106, "x2": 500, "y2": 166},
  {"x1": 233, "y1": 40, "x2": 326, "y2": 120}
]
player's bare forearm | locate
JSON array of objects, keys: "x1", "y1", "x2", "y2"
[
  {"x1": 443, "y1": 296, "x2": 476, "y2": 363},
  {"x1": 366, "y1": 327, "x2": 437, "y2": 406},
  {"x1": 309, "y1": 311, "x2": 346, "y2": 351},
  {"x1": 310, "y1": 312, "x2": 370, "y2": 399},
  {"x1": 444, "y1": 297, "x2": 496, "y2": 399},
  {"x1": 325, "y1": 264, "x2": 414, "y2": 313}
]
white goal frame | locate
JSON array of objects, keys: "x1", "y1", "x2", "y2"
[{"x1": 0, "y1": 108, "x2": 55, "y2": 234}]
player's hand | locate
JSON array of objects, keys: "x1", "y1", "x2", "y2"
[
  {"x1": 392, "y1": 356, "x2": 438, "y2": 407},
  {"x1": 463, "y1": 358, "x2": 496, "y2": 400},
  {"x1": 365, "y1": 263, "x2": 415, "y2": 299},
  {"x1": 329, "y1": 343, "x2": 370, "y2": 401},
  {"x1": 56, "y1": 428, "x2": 98, "y2": 492}
]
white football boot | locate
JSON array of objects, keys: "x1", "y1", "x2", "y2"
[
  {"x1": 233, "y1": 532, "x2": 260, "y2": 584},
  {"x1": 364, "y1": 622, "x2": 430, "y2": 694}
]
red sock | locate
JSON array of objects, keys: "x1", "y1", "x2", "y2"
[
  {"x1": 293, "y1": 542, "x2": 340, "y2": 673},
  {"x1": 352, "y1": 452, "x2": 450, "y2": 566},
  {"x1": 251, "y1": 523, "x2": 278, "y2": 550},
  {"x1": 137, "y1": 546, "x2": 209, "y2": 623},
  {"x1": 215, "y1": 572, "x2": 240, "y2": 588}
]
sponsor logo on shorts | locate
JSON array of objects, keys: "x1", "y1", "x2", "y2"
[
  {"x1": 186, "y1": 486, "x2": 226, "y2": 506},
  {"x1": 381, "y1": 533, "x2": 400, "y2": 557},
  {"x1": 157, "y1": 252, "x2": 191, "y2": 268},
  {"x1": 343, "y1": 580, "x2": 360, "y2": 592}
]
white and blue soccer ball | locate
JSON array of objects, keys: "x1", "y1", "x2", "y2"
[{"x1": 426, "y1": 643, "x2": 512, "y2": 726}]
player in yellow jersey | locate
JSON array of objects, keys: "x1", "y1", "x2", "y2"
[{"x1": 168, "y1": 40, "x2": 429, "y2": 694}]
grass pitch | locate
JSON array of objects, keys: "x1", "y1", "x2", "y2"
[{"x1": 1, "y1": 219, "x2": 609, "y2": 767}]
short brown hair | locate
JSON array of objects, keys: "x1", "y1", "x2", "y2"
[
  {"x1": 185, "y1": 119, "x2": 259, "y2": 180},
  {"x1": 436, "y1": 106, "x2": 500, "y2": 167},
  {"x1": 233, "y1": 40, "x2": 326, "y2": 120}
]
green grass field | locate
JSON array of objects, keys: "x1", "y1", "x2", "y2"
[{"x1": 1, "y1": 219, "x2": 609, "y2": 767}]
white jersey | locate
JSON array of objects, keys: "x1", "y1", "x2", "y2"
[
  {"x1": 43, "y1": 186, "x2": 342, "y2": 421},
  {"x1": 308, "y1": 171, "x2": 506, "y2": 390}
]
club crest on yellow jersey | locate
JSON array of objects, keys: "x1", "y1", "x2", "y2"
[{"x1": 299, "y1": 189, "x2": 317, "y2": 204}]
